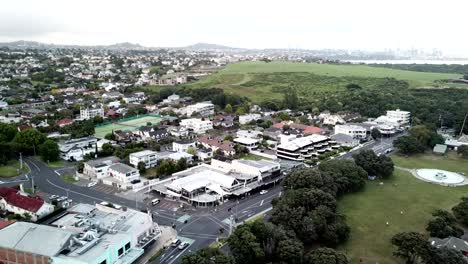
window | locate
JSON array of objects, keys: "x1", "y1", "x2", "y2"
[
  {"x1": 118, "y1": 247, "x2": 124, "y2": 256},
  {"x1": 125, "y1": 242, "x2": 131, "y2": 251},
  {"x1": 99, "y1": 260, "x2": 107, "y2": 264}
]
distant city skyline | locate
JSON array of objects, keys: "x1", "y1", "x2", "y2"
[{"x1": 1, "y1": 0, "x2": 467, "y2": 57}]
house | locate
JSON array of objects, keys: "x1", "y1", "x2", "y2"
[
  {"x1": 0, "y1": 187, "x2": 54, "y2": 222},
  {"x1": 433, "y1": 144, "x2": 448, "y2": 155},
  {"x1": 107, "y1": 163, "x2": 140, "y2": 184},
  {"x1": 429, "y1": 237, "x2": 468, "y2": 257},
  {"x1": 0, "y1": 203, "x2": 161, "y2": 264},
  {"x1": 134, "y1": 126, "x2": 169, "y2": 142},
  {"x1": 80, "y1": 106, "x2": 104, "y2": 120},
  {"x1": 129, "y1": 150, "x2": 158, "y2": 169},
  {"x1": 334, "y1": 124, "x2": 367, "y2": 139},
  {"x1": 197, "y1": 149, "x2": 213, "y2": 161},
  {"x1": 445, "y1": 134, "x2": 468, "y2": 150},
  {"x1": 180, "y1": 118, "x2": 213, "y2": 134},
  {"x1": 213, "y1": 115, "x2": 235, "y2": 128},
  {"x1": 56, "y1": 118, "x2": 74, "y2": 127},
  {"x1": 108, "y1": 100, "x2": 121, "y2": 108},
  {"x1": 197, "y1": 135, "x2": 235, "y2": 156},
  {"x1": 234, "y1": 137, "x2": 260, "y2": 150},
  {"x1": 185, "y1": 101, "x2": 214, "y2": 117},
  {"x1": 162, "y1": 94, "x2": 180, "y2": 104},
  {"x1": 237, "y1": 130, "x2": 263, "y2": 139},
  {"x1": 83, "y1": 156, "x2": 120, "y2": 179},
  {"x1": 158, "y1": 151, "x2": 194, "y2": 163},
  {"x1": 114, "y1": 130, "x2": 137, "y2": 144},
  {"x1": 239, "y1": 113, "x2": 262, "y2": 125},
  {"x1": 102, "y1": 91, "x2": 123, "y2": 100},
  {"x1": 172, "y1": 140, "x2": 197, "y2": 153},
  {"x1": 273, "y1": 121, "x2": 322, "y2": 135}
]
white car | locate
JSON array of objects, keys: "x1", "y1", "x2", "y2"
[
  {"x1": 259, "y1": 190, "x2": 268, "y2": 195},
  {"x1": 87, "y1": 181, "x2": 98, "y2": 188},
  {"x1": 178, "y1": 242, "x2": 189, "y2": 250}
]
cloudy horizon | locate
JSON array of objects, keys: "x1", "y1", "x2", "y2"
[{"x1": 2, "y1": 0, "x2": 467, "y2": 56}]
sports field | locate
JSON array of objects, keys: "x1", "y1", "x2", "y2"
[
  {"x1": 94, "y1": 115, "x2": 163, "y2": 138},
  {"x1": 339, "y1": 152, "x2": 468, "y2": 264},
  {"x1": 185, "y1": 61, "x2": 462, "y2": 102}
]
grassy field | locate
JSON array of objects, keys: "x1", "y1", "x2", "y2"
[
  {"x1": 95, "y1": 115, "x2": 163, "y2": 138},
  {"x1": 184, "y1": 61, "x2": 461, "y2": 102},
  {"x1": 339, "y1": 152, "x2": 468, "y2": 264},
  {"x1": 0, "y1": 161, "x2": 29, "y2": 178}
]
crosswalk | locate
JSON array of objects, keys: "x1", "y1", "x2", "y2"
[{"x1": 90, "y1": 184, "x2": 117, "y2": 194}]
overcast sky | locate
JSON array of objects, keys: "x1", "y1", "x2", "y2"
[{"x1": 1, "y1": 0, "x2": 467, "y2": 56}]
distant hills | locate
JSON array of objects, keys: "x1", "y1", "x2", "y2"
[
  {"x1": 0, "y1": 40, "x2": 148, "y2": 50},
  {"x1": 182, "y1": 42, "x2": 240, "y2": 51}
]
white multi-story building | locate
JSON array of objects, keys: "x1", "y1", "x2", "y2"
[
  {"x1": 179, "y1": 118, "x2": 213, "y2": 134},
  {"x1": 108, "y1": 163, "x2": 140, "y2": 184},
  {"x1": 172, "y1": 140, "x2": 197, "y2": 152},
  {"x1": 185, "y1": 102, "x2": 214, "y2": 117},
  {"x1": 162, "y1": 94, "x2": 180, "y2": 104},
  {"x1": 334, "y1": 124, "x2": 367, "y2": 139},
  {"x1": 276, "y1": 134, "x2": 338, "y2": 161},
  {"x1": 80, "y1": 106, "x2": 104, "y2": 120},
  {"x1": 83, "y1": 156, "x2": 120, "y2": 179},
  {"x1": 234, "y1": 137, "x2": 260, "y2": 150},
  {"x1": 239, "y1": 114, "x2": 262, "y2": 125},
  {"x1": 58, "y1": 137, "x2": 98, "y2": 161},
  {"x1": 236, "y1": 130, "x2": 263, "y2": 139},
  {"x1": 386, "y1": 109, "x2": 410, "y2": 124},
  {"x1": 129, "y1": 150, "x2": 158, "y2": 169}
]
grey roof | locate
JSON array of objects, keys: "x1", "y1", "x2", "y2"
[
  {"x1": 109, "y1": 163, "x2": 137, "y2": 174},
  {"x1": 429, "y1": 237, "x2": 468, "y2": 252},
  {"x1": 459, "y1": 134, "x2": 468, "y2": 143},
  {"x1": 86, "y1": 156, "x2": 120, "y2": 167},
  {"x1": 0, "y1": 222, "x2": 74, "y2": 257},
  {"x1": 433, "y1": 144, "x2": 447, "y2": 154},
  {"x1": 331, "y1": 133, "x2": 354, "y2": 143},
  {"x1": 236, "y1": 159, "x2": 279, "y2": 172}
]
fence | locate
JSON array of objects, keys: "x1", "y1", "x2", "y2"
[{"x1": 94, "y1": 114, "x2": 164, "y2": 128}]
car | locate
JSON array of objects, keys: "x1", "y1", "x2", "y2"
[
  {"x1": 259, "y1": 190, "x2": 268, "y2": 195},
  {"x1": 151, "y1": 199, "x2": 160, "y2": 206},
  {"x1": 171, "y1": 239, "x2": 181, "y2": 247},
  {"x1": 49, "y1": 195, "x2": 59, "y2": 200},
  {"x1": 385, "y1": 148, "x2": 394, "y2": 154},
  {"x1": 178, "y1": 242, "x2": 189, "y2": 250},
  {"x1": 87, "y1": 181, "x2": 97, "y2": 188}
]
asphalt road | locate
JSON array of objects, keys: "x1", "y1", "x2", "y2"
[{"x1": 0, "y1": 133, "x2": 402, "y2": 264}]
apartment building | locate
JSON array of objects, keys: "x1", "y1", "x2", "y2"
[
  {"x1": 107, "y1": 163, "x2": 140, "y2": 184},
  {"x1": 179, "y1": 118, "x2": 213, "y2": 134},
  {"x1": 80, "y1": 106, "x2": 104, "y2": 120},
  {"x1": 276, "y1": 134, "x2": 338, "y2": 161},
  {"x1": 334, "y1": 124, "x2": 367, "y2": 139},
  {"x1": 83, "y1": 156, "x2": 120, "y2": 179},
  {"x1": 185, "y1": 102, "x2": 214, "y2": 117},
  {"x1": 129, "y1": 150, "x2": 158, "y2": 169},
  {"x1": 386, "y1": 109, "x2": 410, "y2": 124}
]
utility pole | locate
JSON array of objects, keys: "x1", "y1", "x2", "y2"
[
  {"x1": 19, "y1": 152, "x2": 23, "y2": 170},
  {"x1": 31, "y1": 176, "x2": 35, "y2": 194},
  {"x1": 460, "y1": 111, "x2": 468, "y2": 137}
]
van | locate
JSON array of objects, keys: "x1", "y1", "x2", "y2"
[{"x1": 151, "y1": 199, "x2": 160, "y2": 206}]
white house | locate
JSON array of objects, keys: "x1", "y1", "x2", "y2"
[
  {"x1": 107, "y1": 163, "x2": 140, "y2": 184},
  {"x1": 80, "y1": 106, "x2": 104, "y2": 120},
  {"x1": 179, "y1": 118, "x2": 213, "y2": 134},
  {"x1": 334, "y1": 124, "x2": 367, "y2": 139},
  {"x1": 239, "y1": 114, "x2": 262, "y2": 125},
  {"x1": 129, "y1": 150, "x2": 158, "y2": 169},
  {"x1": 234, "y1": 137, "x2": 260, "y2": 150},
  {"x1": 185, "y1": 102, "x2": 214, "y2": 117},
  {"x1": 0, "y1": 187, "x2": 54, "y2": 222},
  {"x1": 172, "y1": 140, "x2": 197, "y2": 153},
  {"x1": 58, "y1": 137, "x2": 98, "y2": 161},
  {"x1": 83, "y1": 156, "x2": 120, "y2": 179},
  {"x1": 237, "y1": 130, "x2": 263, "y2": 139},
  {"x1": 162, "y1": 94, "x2": 180, "y2": 104}
]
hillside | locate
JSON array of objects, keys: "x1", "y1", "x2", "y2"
[{"x1": 186, "y1": 61, "x2": 462, "y2": 102}]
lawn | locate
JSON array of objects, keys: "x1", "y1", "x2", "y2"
[
  {"x1": 339, "y1": 153, "x2": 468, "y2": 264},
  {"x1": 184, "y1": 61, "x2": 461, "y2": 102},
  {"x1": 240, "y1": 153, "x2": 268, "y2": 161},
  {"x1": 47, "y1": 160, "x2": 64, "y2": 168},
  {"x1": 0, "y1": 160, "x2": 29, "y2": 178},
  {"x1": 62, "y1": 175, "x2": 78, "y2": 183}
]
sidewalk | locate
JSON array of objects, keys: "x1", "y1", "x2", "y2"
[{"x1": 137, "y1": 226, "x2": 177, "y2": 264}]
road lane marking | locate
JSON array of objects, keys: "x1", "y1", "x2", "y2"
[
  {"x1": 167, "y1": 244, "x2": 192, "y2": 264},
  {"x1": 260, "y1": 200, "x2": 264, "y2": 206}
]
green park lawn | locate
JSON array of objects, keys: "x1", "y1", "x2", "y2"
[
  {"x1": 46, "y1": 160, "x2": 64, "y2": 168},
  {"x1": 62, "y1": 175, "x2": 78, "y2": 183},
  {"x1": 339, "y1": 152, "x2": 468, "y2": 264},
  {"x1": 0, "y1": 160, "x2": 29, "y2": 178},
  {"x1": 183, "y1": 61, "x2": 461, "y2": 102}
]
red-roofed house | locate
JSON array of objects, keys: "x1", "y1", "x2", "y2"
[
  {"x1": 197, "y1": 135, "x2": 235, "y2": 156},
  {"x1": 56, "y1": 118, "x2": 74, "y2": 127},
  {"x1": 273, "y1": 121, "x2": 322, "y2": 135},
  {"x1": 0, "y1": 187, "x2": 54, "y2": 221}
]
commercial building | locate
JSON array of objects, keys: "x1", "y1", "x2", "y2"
[
  {"x1": 239, "y1": 114, "x2": 261, "y2": 125},
  {"x1": 129, "y1": 150, "x2": 158, "y2": 169},
  {"x1": 83, "y1": 156, "x2": 121, "y2": 179},
  {"x1": 386, "y1": 109, "x2": 411, "y2": 124},
  {"x1": 185, "y1": 102, "x2": 214, "y2": 117},
  {"x1": 0, "y1": 203, "x2": 161, "y2": 264},
  {"x1": 0, "y1": 187, "x2": 54, "y2": 222},
  {"x1": 234, "y1": 137, "x2": 260, "y2": 150},
  {"x1": 179, "y1": 118, "x2": 213, "y2": 134},
  {"x1": 334, "y1": 124, "x2": 367, "y2": 139},
  {"x1": 276, "y1": 134, "x2": 338, "y2": 161},
  {"x1": 153, "y1": 158, "x2": 281, "y2": 207},
  {"x1": 80, "y1": 106, "x2": 104, "y2": 120}
]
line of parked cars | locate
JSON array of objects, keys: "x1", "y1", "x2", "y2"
[{"x1": 171, "y1": 238, "x2": 189, "y2": 250}]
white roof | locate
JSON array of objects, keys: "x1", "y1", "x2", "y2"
[
  {"x1": 234, "y1": 137, "x2": 260, "y2": 144},
  {"x1": 129, "y1": 150, "x2": 157, "y2": 158},
  {"x1": 277, "y1": 134, "x2": 329, "y2": 151},
  {"x1": 167, "y1": 169, "x2": 236, "y2": 193}
]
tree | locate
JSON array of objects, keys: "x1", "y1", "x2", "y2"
[
  {"x1": 277, "y1": 239, "x2": 304, "y2": 264},
  {"x1": 13, "y1": 128, "x2": 47, "y2": 155},
  {"x1": 283, "y1": 85, "x2": 299, "y2": 110},
  {"x1": 228, "y1": 224, "x2": 265, "y2": 264},
  {"x1": 282, "y1": 169, "x2": 338, "y2": 196},
  {"x1": 137, "y1": 162, "x2": 146, "y2": 174},
  {"x1": 224, "y1": 103, "x2": 233, "y2": 113},
  {"x1": 391, "y1": 232, "x2": 431, "y2": 264},
  {"x1": 371, "y1": 127, "x2": 382, "y2": 140},
  {"x1": 224, "y1": 135, "x2": 234, "y2": 141},
  {"x1": 452, "y1": 197, "x2": 468, "y2": 225},
  {"x1": 318, "y1": 160, "x2": 368, "y2": 195},
  {"x1": 393, "y1": 136, "x2": 425, "y2": 155},
  {"x1": 457, "y1": 145, "x2": 468, "y2": 158},
  {"x1": 305, "y1": 247, "x2": 348, "y2": 264},
  {"x1": 429, "y1": 248, "x2": 466, "y2": 264},
  {"x1": 0, "y1": 123, "x2": 17, "y2": 142},
  {"x1": 353, "y1": 150, "x2": 394, "y2": 178},
  {"x1": 104, "y1": 132, "x2": 116, "y2": 141},
  {"x1": 76, "y1": 161, "x2": 84, "y2": 173},
  {"x1": 187, "y1": 146, "x2": 197, "y2": 156},
  {"x1": 39, "y1": 139, "x2": 60, "y2": 162},
  {"x1": 345, "y1": 83, "x2": 362, "y2": 92},
  {"x1": 99, "y1": 143, "x2": 115, "y2": 157},
  {"x1": 181, "y1": 248, "x2": 235, "y2": 264},
  {"x1": 176, "y1": 158, "x2": 188, "y2": 171}
]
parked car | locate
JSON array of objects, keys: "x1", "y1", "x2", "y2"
[
  {"x1": 178, "y1": 242, "x2": 189, "y2": 250},
  {"x1": 260, "y1": 190, "x2": 268, "y2": 195},
  {"x1": 171, "y1": 239, "x2": 181, "y2": 247},
  {"x1": 151, "y1": 199, "x2": 160, "y2": 206},
  {"x1": 87, "y1": 181, "x2": 97, "y2": 188}
]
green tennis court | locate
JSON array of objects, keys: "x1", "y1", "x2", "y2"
[{"x1": 94, "y1": 115, "x2": 163, "y2": 138}]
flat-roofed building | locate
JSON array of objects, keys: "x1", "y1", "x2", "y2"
[
  {"x1": 276, "y1": 134, "x2": 338, "y2": 161},
  {"x1": 83, "y1": 156, "x2": 120, "y2": 179},
  {"x1": 185, "y1": 102, "x2": 214, "y2": 117},
  {"x1": 180, "y1": 118, "x2": 213, "y2": 134},
  {"x1": 234, "y1": 137, "x2": 260, "y2": 150},
  {"x1": 386, "y1": 109, "x2": 410, "y2": 124},
  {"x1": 334, "y1": 124, "x2": 367, "y2": 139},
  {"x1": 108, "y1": 163, "x2": 140, "y2": 184},
  {"x1": 129, "y1": 150, "x2": 158, "y2": 169}
]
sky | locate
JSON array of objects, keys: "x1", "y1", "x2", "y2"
[{"x1": 1, "y1": 0, "x2": 467, "y2": 56}]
